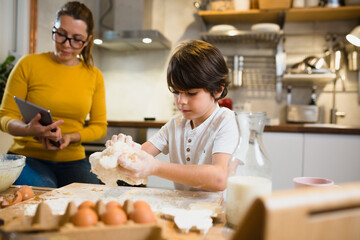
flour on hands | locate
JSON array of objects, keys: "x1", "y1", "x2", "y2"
[{"x1": 89, "y1": 134, "x2": 147, "y2": 186}]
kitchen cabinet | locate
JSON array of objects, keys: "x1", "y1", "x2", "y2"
[
  {"x1": 263, "y1": 132, "x2": 303, "y2": 190},
  {"x1": 303, "y1": 133, "x2": 360, "y2": 184},
  {"x1": 264, "y1": 132, "x2": 360, "y2": 190},
  {"x1": 197, "y1": 6, "x2": 360, "y2": 25}
]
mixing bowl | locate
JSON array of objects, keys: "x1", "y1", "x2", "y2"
[{"x1": 0, "y1": 154, "x2": 26, "y2": 192}]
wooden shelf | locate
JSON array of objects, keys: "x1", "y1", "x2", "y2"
[
  {"x1": 198, "y1": 9, "x2": 281, "y2": 24},
  {"x1": 286, "y1": 6, "x2": 360, "y2": 22},
  {"x1": 198, "y1": 6, "x2": 360, "y2": 24}
]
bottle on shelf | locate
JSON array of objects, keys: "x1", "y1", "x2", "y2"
[
  {"x1": 309, "y1": 85, "x2": 317, "y2": 105},
  {"x1": 287, "y1": 85, "x2": 292, "y2": 105}
]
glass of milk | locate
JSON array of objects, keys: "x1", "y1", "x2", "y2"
[{"x1": 225, "y1": 112, "x2": 272, "y2": 228}]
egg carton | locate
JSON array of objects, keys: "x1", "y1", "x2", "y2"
[{"x1": 0, "y1": 200, "x2": 164, "y2": 240}]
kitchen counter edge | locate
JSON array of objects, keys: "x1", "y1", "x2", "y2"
[{"x1": 107, "y1": 121, "x2": 360, "y2": 135}]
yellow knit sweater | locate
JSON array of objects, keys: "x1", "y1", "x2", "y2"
[{"x1": 0, "y1": 52, "x2": 107, "y2": 162}]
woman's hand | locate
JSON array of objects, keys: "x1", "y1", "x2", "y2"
[
  {"x1": 27, "y1": 113, "x2": 64, "y2": 138},
  {"x1": 38, "y1": 133, "x2": 80, "y2": 151},
  {"x1": 27, "y1": 113, "x2": 63, "y2": 150},
  {"x1": 58, "y1": 134, "x2": 72, "y2": 150}
]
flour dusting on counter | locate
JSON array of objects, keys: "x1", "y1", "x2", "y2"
[{"x1": 100, "y1": 187, "x2": 223, "y2": 213}]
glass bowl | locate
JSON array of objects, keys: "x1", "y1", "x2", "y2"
[{"x1": 0, "y1": 154, "x2": 26, "y2": 192}]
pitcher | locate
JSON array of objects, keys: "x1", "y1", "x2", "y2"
[{"x1": 225, "y1": 112, "x2": 272, "y2": 228}]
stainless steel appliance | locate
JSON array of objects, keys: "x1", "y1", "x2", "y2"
[
  {"x1": 95, "y1": 0, "x2": 171, "y2": 51},
  {"x1": 286, "y1": 105, "x2": 319, "y2": 123}
]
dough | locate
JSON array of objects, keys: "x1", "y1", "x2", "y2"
[{"x1": 89, "y1": 139, "x2": 147, "y2": 186}]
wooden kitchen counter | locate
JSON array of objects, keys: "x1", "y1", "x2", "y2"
[
  {"x1": 107, "y1": 120, "x2": 167, "y2": 128},
  {"x1": 0, "y1": 183, "x2": 235, "y2": 240},
  {"x1": 107, "y1": 121, "x2": 360, "y2": 135},
  {"x1": 265, "y1": 124, "x2": 360, "y2": 135}
]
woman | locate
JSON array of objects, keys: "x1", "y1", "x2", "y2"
[{"x1": 0, "y1": 1, "x2": 107, "y2": 188}]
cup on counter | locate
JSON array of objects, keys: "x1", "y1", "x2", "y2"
[{"x1": 293, "y1": 177, "x2": 336, "y2": 188}]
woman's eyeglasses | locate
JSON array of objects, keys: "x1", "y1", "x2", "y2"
[{"x1": 51, "y1": 27, "x2": 87, "y2": 49}]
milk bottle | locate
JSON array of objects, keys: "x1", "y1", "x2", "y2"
[{"x1": 225, "y1": 112, "x2": 272, "y2": 228}]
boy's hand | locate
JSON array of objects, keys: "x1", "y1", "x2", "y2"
[
  {"x1": 117, "y1": 150, "x2": 159, "y2": 178},
  {"x1": 107, "y1": 133, "x2": 141, "y2": 150}
]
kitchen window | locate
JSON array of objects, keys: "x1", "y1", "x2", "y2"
[{"x1": 0, "y1": 0, "x2": 32, "y2": 60}]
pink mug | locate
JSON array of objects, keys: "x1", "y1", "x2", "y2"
[{"x1": 293, "y1": 177, "x2": 335, "y2": 188}]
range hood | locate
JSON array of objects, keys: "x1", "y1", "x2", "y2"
[
  {"x1": 95, "y1": 0, "x2": 171, "y2": 51},
  {"x1": 98, "y1": 29, "x2": 171, "y2": 51}
]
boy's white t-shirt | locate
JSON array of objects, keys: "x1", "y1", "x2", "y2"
[{"x1": 148, "y1": 105, "x2": 239, "y2": 191}]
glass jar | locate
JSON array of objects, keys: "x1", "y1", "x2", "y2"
[{"x1": 225, "y1": 112, "x2": 272, "y2": 228}]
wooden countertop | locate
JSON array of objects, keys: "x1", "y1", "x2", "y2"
[
  {"x1": 107, "y1": 121, "x2": 360, "y2": 135},
  {"x1": 107, "y1": 120, "x2": 167, "y2": 128},
  {"x1": 265, "y1": 124, "x2": 360, "y2": 135},
  {"x1": 0, "y1": 183, "x2": 234, "y2": 240}
]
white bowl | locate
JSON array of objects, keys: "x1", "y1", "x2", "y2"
[
  {"x1": 0, "y1": 154, "x2": 26, "y2": 192},
  {"x1": 209, "y1": 24, "x2": 237, "y2": 33},
  {"x1": 251, "y1": 23, "x2": 280, "y2": 32}
]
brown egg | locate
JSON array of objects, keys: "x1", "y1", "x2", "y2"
[
  {"x1": 15, "y1": 185, "x2": 34, "y2": 200},
  {"x1": 133, "y1": 200, "x2": 151, "y2": 210},
  {"x1": 11, "y1": 191, "x2": 22, "y2": 205},
  {"x1": 106, "y1": 201, "x2": 122, "y2": 210},
  {"x1": 78, "y1": 201, "x2": 96, "y2": 209},
  {"x1": 1, "y1": 199, "x2": 10, "y2": 208},
  {"x1": 101, "y1": 207, "x2": 127, "y2": 225},
  {"x1": 0, "y1": 191, "x2": 22, "y2": 208},
  {"x1": 72, "y1": 208, "x2": 98, "y2": 227},
  {"x1": 130, "y1": 206, "x2": 156, "y2": 224}
]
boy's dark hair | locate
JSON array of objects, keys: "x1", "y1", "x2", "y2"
[
  {"x1": 56, "y1": 1, "x2": 94, "y2": 68},
  {"x1": 167, "y1": 40, "x2": 230, "y2": 101}
]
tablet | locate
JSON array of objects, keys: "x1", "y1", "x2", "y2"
[
  {"x1": 14, "y1": 96, "x2": 60, "y2": 147},
  {"x1": 14, "y1": 96, "x2": 54, "y2": 126}
]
